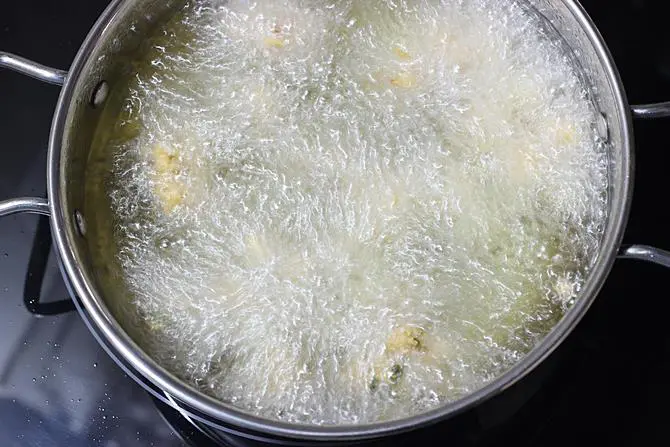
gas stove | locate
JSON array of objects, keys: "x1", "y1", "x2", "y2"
[{"x1": 2, "y1": 1, "x2": 670, "y2": 446}]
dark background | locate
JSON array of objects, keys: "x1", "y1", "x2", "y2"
[{"x1": 2, "y1": 0, "x2": 670, "y2": 445}]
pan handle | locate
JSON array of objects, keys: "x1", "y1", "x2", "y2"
[
  {"x1": 0, "y1": 52, "x2": 65, "y2": 217},
  {"x1": 631, "y1": 102, "x2": 670, "y2": 119},
  {"x1": 0, "y1": 51, "x2": 66, "y2": 86},
  {"x1": 618, "y1": 245, "x2": 670, "y2": 268},
  {"x1": 0, "y1": 198, "x2": 50, "y2": 217},
  {"x1": 616, "y1": 102, "x2": 670, "y2": 266}
]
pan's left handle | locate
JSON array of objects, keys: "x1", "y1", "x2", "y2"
[
  {"x1": 0, "y1": 51, "x2": 66, "y2": 86},
  {"x1": 0, "y1": 52, "x2": 67, "y2": 216},
  {"x1": 0, "y1": 198, "x2": 50, "y2": 217},
  {"x1": 0, "y1": 53, "x2": 73, "y2": 315}
]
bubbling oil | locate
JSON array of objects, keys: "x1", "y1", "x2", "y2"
[{"x1": 85, "y1": 0, "x2": 608, "y2": 425}]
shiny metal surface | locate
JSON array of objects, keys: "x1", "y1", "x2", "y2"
[
  {"x1": 618, "y1": 244, "x2": 670, "y2": 268},
  {"x1": 0, "y1": 198, "x2": 49, "y2": 217},
  {"x1": 41, "y1": 0, "x2": 639, "y2": 440},
  {"x1": 631, "y1": 102, "x2": 670, "y2": 119},
  {"x1": 1, "y1": 0, "x2": 670, "y2": 443},
  {"x1": 0, "y1": 52, "x2": 66, "y2": 86}
]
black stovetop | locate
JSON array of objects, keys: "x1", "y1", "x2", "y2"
[{"x1": 2, "y1": 1, "x2": 670, "y2": 446}]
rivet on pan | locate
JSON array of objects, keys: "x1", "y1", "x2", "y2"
[
  {"x1": 74, "y1": 210, "x2": 87, "y2": 237},
  {"x1": 91, "y1": 80, "x2": 109, "y2": 108},
  {"x1": 597, "y1": 112, "x2": 609, "y2": 141}
]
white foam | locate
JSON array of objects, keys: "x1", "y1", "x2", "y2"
[{"x1": 94, "y1": 0, "x2": 608, "y2": 425}]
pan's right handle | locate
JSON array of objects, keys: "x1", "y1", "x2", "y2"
[
  {"x1": 631, "y1": 102, "x2": 670, "y2": 119},
  {"x1": 0, "y1": 51, "x2": 67, "y2": 86},
  {"x1": 618, "y1": 245, "x2": 670, "y2": 268},
  {"x1": 617, "y1": 102, "x2": 670, "y2": 267}
]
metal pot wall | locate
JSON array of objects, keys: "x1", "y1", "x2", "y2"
[{"x1": 1, "y1": 0, "x2": 670, "y2": 443}]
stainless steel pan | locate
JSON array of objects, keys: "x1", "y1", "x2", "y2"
[{"x1": 1, "y1": 0, "x2": 669, "y2": 443}]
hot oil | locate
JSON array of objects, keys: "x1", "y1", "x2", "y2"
[{"x1": 85, "y1": 0, "x2": 609, "y2": 425}]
